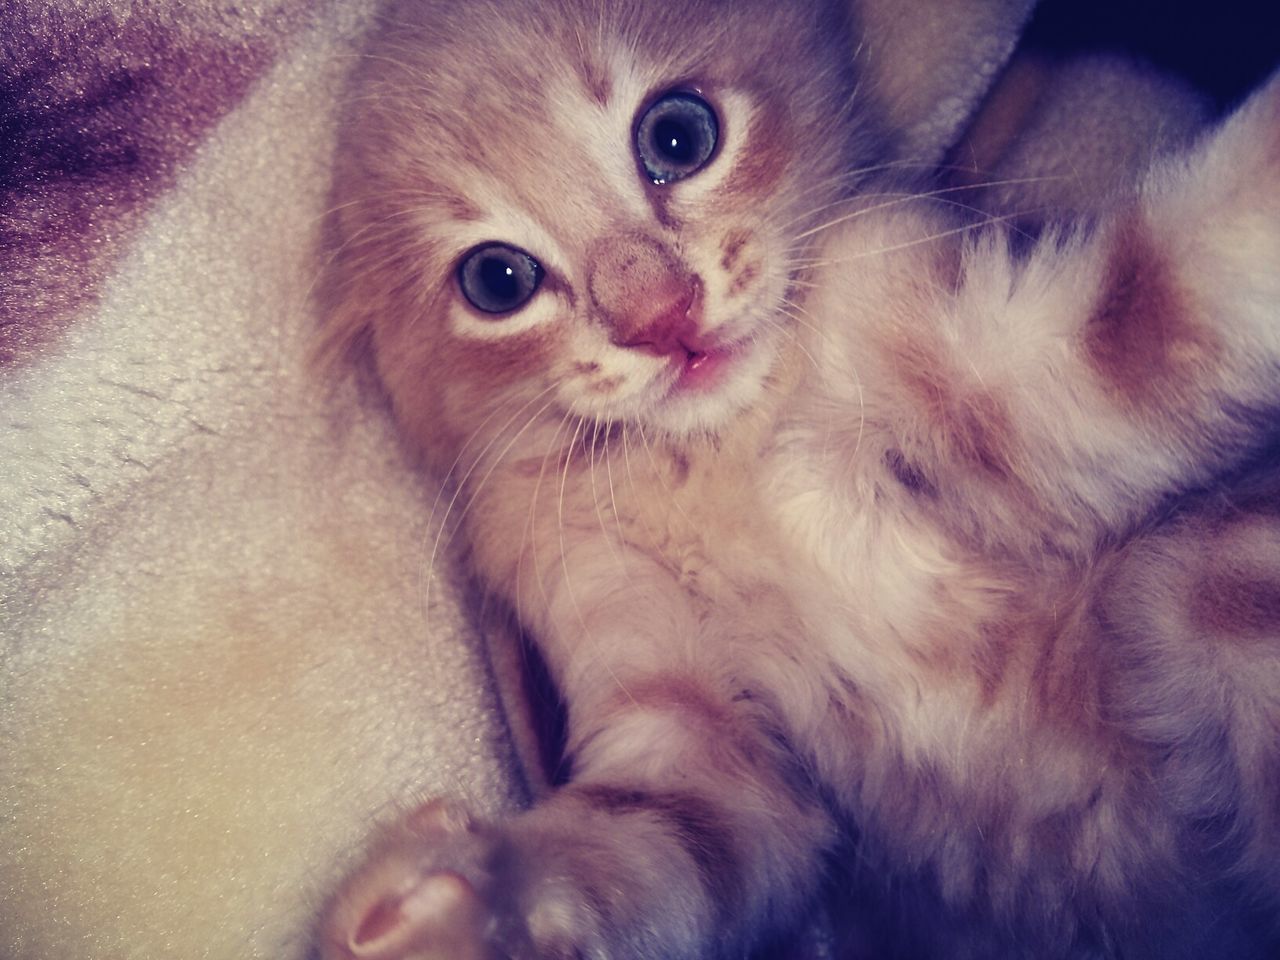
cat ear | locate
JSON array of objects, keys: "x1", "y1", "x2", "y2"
[{"x1": 848, "y1": 0, "x2": 1038, "y2": 165}]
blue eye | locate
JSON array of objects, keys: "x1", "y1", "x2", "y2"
[
  {"x1": 635, "y1": 92, "x2": 719, "y2": 185},
  {"x1": 457, "y1": 243, "x2": 543, "y2": 314}
]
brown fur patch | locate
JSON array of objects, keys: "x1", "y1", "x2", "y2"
[
  {"x1": 442, "y1": 194, "x2": 483, "y2": 222},
  {"x1": 575, "y1": 785, "x2": 742, "y2": 921},
  {"x1": 974, "y1": 618, "x2": 1017, "y2": 705},
  {"x1": 728, "y1": 259, "x2": 761, "y2": 297},
  {"x1": 719, "y1": 100, "x2": 790, "y2": 202},
  {"x1": 449, "y1": 326, "x2": 555, "y2": 386},
  {"x1": 606, "y1": 674, "x2": 730, "y2": 730},
  {"x1": 720, "y1": 229, "x2": 751, "y2": 271},
  {"x1": 590, "y1": 375, "x2": 624, "y2": 395},
  {"x1": 570, "y1": 43, "x2": 612, "y2": 107},
  {"x1": 890, "y1": 337, "x2": 1017, "y2": 481},
  {"x1": 669, "y1": 451, "x2": 691, "y2": 486},
  {"x1": 1083, "y1": 220, "x2": 1217, "y2": 408},
  {"x1": 902, "y1": 580, "x2": 1024, "y2": 696},
  {"x1": 955, "y1": 392, "x2": 1018, "y2": 480},
  {"x1": 1191, "y1": 574, "x2": 1280, "y2": 642},
  {"x1": 1029, "y1": 606, "x2": 1103, "y2": 734},
  {"x1": 884, "y1": 448, "x2": 937, "y2": 498}
]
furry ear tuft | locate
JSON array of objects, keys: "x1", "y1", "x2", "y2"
[
  {"x1": 1231, "y1": 67, "x2": 1280, "y2": 179},
  {"x1": 1166, "y1": 67, "x2": 1280, "y2": 221}
]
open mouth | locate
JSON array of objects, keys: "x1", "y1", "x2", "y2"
[
  {"x1": 668, "y1": 341, "x2": 744, "y2": 394},
  {"x1": 640, "y1": 323, "x2": 781, "y2": 431},
  {"x1": 677, "y1": 346, "x2": 736, "y2": 390}
]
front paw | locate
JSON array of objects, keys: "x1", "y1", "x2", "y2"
[{"x1": 317, "y1": 800, "x2": 529, "y2": 960}]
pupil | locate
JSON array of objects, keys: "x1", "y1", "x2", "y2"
[
  {"x1": 654, "y1": 116, "x2": 694, "y2": 163},
  {"x1": 481, "y1": 257, "x2": 519, "y2": 302}
]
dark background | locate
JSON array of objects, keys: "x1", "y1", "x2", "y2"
[{"x1": 1025, "y1": 0, "x2": 1279, "y2": 110}]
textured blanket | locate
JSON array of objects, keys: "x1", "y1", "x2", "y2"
[
  {"x1": 1, "y1": 5, "x2": 524, "y2": 958},
  {"x1": 0, "y1": 2, "x2": 1085, "y2": 957}
]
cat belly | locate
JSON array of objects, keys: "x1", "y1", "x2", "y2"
[{"x1": 761, "y1": 447, "x2": 1280, "y2": 956}]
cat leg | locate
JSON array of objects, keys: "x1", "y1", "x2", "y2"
[
  {"x1": 818, "y1": 69, "x2": 1280, "y2": 555},
  {"x1": 317, "y1": 544, "x2": 835, "y2": 960},
  {"x1": 1101, "y1": 489, "x2": 1280, "y2": 924}
]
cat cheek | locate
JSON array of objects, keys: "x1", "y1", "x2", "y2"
[
  {"x1": 686, "y1": 226, "x2": 768, "y2": 321},
  {"x1": 561, "y1": 362, "x2": 628, "y2": 403},
  {"x1": 444, "y1": 332, "x2": 558, "y2": 393},
  {"x1": 718, "y1": 228, "x2": 755, "y2": 273},
  {"x1": 588, "y1": 376, "x2": 627, "y2": 397}
]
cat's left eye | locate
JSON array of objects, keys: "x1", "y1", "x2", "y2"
[
  {"x1": 635, "y1": 92, "x2": 719, "y2": 185},
  {"x1": 457, "y1": 243, "x2": 544, "y2": 315}
]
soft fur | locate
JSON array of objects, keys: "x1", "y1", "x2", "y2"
[
  {"x1": 316, "y1": 1, "x2": 1280, "y2": 957},
  {"x1": 0, "y1": 3, "x2": 1035, "y2": 958}
]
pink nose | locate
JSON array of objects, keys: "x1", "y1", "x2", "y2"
[{"x1": 588, "y1": 234, "x2": 702, "y2": 356}]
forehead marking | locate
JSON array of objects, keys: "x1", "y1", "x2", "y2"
[
  {"x1": 547, "y1": 69, "x2": 652, "y2": 224},
  {"x1": 570, "y1": 32, "x2": 614, "y2": 107}
]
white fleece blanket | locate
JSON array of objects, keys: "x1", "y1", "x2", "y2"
[
  {"x1": 0, "y1": 2, "x2": 1033, "y2": 957},
  {"x1": 1, "y1": 5, "x2": 522, "y2": 958}
]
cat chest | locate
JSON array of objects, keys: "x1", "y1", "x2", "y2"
[
  {"x1": 758, "y1": 431, "x2": 949, "y2": 646},
  {"x1": 757, "y1": 439, "x2": 1079, "y2": 773}
]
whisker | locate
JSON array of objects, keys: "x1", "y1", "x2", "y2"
[
  {"x1": 418, "y1": 384, "x2": 559, "y2": 638},
  {"x1": 602, "y1": 418, "x2": 630, "y2": 561},
  {"x1": 525, "y1": 409, "x2": 577, "y2": 629},
  {"x1": 792, "y1": 178, "x2": 1053, "y2": 242},
  {"x1": 587, "y1": 420, "x2": 625, "y2": 569},
  {"x1": 775, "y1": 299, "x2": 866, "y2": 466},
  {"x1": 807, "y1": 212, "x2": 1028, "y2": 266},
  {"x1": 635, "y1": 421, "x2": 695, "y2": 531},
  {"x1": 556, "y1": 416, "x2": 595, "y2": 644},
  {"x1": 619, "y1": 422, "x2": 662, "y2": 555},
  {"x1": 303, "y1": 203, "x2": 441, "y2": 328},
  {"x1": 765, "y1": 310, "x2": 825, "y2": 379},
  {"x1": 771, "y1": 158, "x2": 1027, "y2": 233}
]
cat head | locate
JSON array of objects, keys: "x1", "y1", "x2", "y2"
[{"x1": 320, "y1": 0, "x2": 999, "y2": 460}]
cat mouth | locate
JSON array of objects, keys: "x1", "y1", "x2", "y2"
[
  {"x1": 638, "y1": 324, "x2": 779, "y2": 433},
  {"x1": 677, "y1": 346, "x2": 736, "y2": 389},
  {"x1": 667, "y1": 341, "x2": 744, "y2": 394}
]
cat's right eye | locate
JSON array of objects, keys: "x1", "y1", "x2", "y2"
[{"x1": 457, "y1": 243, "x2": 544, "y2": 315}]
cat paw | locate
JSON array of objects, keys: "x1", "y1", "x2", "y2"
[{"x1": 317, "y1": 801, "x2": 524, "y2": 960}]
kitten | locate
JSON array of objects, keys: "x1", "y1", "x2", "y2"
[{"x1": 315, "y1": 0, "x2": 1280, "y2": 956}]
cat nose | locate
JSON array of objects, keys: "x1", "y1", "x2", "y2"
[
  {"x1": 615, "y1": 281, "x2": 702, "y2": 356},
  {"x1": 588, "y1": 234, "x2": 702, "y2": 356}
]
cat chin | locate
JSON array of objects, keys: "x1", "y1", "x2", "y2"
[{"x1": 637, "y1": 331, "x2": 779, "y2": 440}]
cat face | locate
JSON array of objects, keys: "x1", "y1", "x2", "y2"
[{"x1": 327, "y1": 0, "x2": 875, "y2": 448}]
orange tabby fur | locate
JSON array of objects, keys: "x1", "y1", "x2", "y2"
[{"x1": 314, "y1": 2, "x2": 1280, "y2": 956}]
